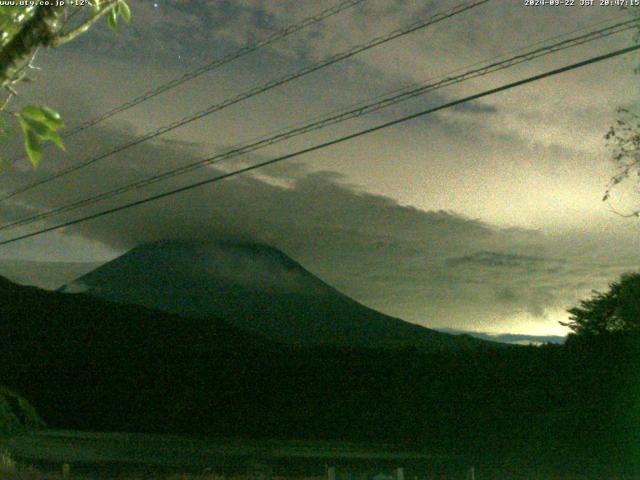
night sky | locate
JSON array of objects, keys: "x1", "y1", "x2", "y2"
[{"x1": 0, "y1": 0, "x2": 639, "y2": 336}]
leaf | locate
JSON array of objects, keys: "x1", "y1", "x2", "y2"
[
  {"x1": 18, "y1": 108, "x2": 66, "y2": 165},
  {"x1": 117, "y1": 1, "x2": 131, "y2": 22},
  {"x1": 45, "y1": 130, "x2": 65, "y2": 151},
  {"x1": 107, "y1": 8, "x2": 118, "y2": 31},
  {"x1": 21, "y1": 105, "x2": 63, "y2": 129},
  {"x1": 39, "y1": 106, "x2": 63, "y2": 125},
  {"x1": 24, "y1": 127, "x2": 42, "y2": 167},
  {"x1": 19, "y1": 114, "x2": 51, "y2": 138},
  {"x1": 18, "y1": 106, "x2": 65, "y2": 153}
]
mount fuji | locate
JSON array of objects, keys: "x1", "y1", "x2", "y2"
[{"x1": 61, "y1": 241, "x2": 484, "y2": 350}]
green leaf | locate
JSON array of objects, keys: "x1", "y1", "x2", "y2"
[
  {"x1": 21, "y1": 105, "x2": 63, "y2": 129},
  {"x1": 107, "y1": 8, "x2": 118, "y2": 31},
  {"x1": 45, "y1": 130, "x2": 65, "y2": 151},
  {"x1": 19, "y1": 114, "x2": 50, "y2": 138},
  {"x1": 17, "y1": 109, "x2": 66, "y2": 164},
  {"x1": 117, "y1": 1, "x2": 131, "y2": 22},
  {"x1": 19, "y1": 116, "x2": 65, "y2": 151},
  {"x1": 39, "y1": 106, "x2": 63, "y2": 126},
  {"x1": 89, "y1": 0, "x2": 102, "y2": 12},
  {"x1": 24, "y1": 127, "x2": 42, "y2": 167},
  {"x1": 0, "y1": 7, "x2": 35, "y2": 47}
]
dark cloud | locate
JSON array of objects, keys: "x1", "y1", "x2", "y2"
[
  {"x1": 1, "y1": 117, "x2": 637, "y2": 334},
  {"x1": 450, "y1": 101, "x2": 499, "y2": 115},
  {"x1": 1, "y1": 1, "x2": 639, "y2": 336},
  {"x1": 446, "y1": 251, "x2": 549, "y2": 268},
  {"x1": 0, "y1": 201, "x2": 41, "y2": 224},
  {"x1": 495, "y1": 287, "x2": 518, "y2": 304}
]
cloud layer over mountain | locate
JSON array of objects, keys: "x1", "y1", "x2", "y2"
[
  {"x1": 0, "y1": 1, "x2": 638, "y2": 335},
  {"x1": 1, "y1": 117, "x2": 637, "y2": 334}
]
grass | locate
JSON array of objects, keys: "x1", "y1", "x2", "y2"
[
  {"x1": 0, "y1": 456, "x2": 326, "y2": 480},
  {"x1": 1, "y1": 448, "x2": 17, "y2": 469},
  {"x1": 0, "y1": 452, "x2": 637, "y2": 480},
  {"x1": 0, "y1": 462, "x2": 237, "y2": 479}
]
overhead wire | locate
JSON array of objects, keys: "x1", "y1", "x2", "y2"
[
  {"x1": 10, "y1": 0, "x2": 369, "y2": 149},
  {"x1": 0, "y1": 0, "x2": 491, "y2": 202},
  {"x1": 219, "y1": 12, "x2": 634, "y2": 154},
  {"x1": 1, "y1": 42, "x2": 638, "y2": 247},
  {"x1": 1, "y1": 17, "x2": 637, "y2": 232}
]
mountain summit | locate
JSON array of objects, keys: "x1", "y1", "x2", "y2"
[{"x1": 62, "y1": 241, "x2": 482, "y2": 350}]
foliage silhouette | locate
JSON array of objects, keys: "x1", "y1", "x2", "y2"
[{"x1": 562, "y1": 272, "x2": 640, "y2": 336}]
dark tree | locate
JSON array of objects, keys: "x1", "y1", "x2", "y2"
[{"x1": 561, "y1": 272, "x2": 640, "y2": 336}]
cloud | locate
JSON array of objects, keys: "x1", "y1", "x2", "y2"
[
  {"x1": 439, "y1": 329, "x2": 566, "y2": 345},
  {"x1": 1, "y1": 115, "x2": 637, "y2": 335},
  {"x1": 449, "y1": 102, "x2": 499, "y2": 115},
  {"x1": 1, "y1": 1, "x2": 639, "y2": 336},
  {"x1": 446, "y1": 251, "x2": 550, "y2": 268}
]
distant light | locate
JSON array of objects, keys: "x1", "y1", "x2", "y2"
[{"x1": 153, "y1": 2, "x2": 159, "y2": 7}]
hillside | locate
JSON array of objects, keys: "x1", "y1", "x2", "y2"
[
  {"x1": 0, "y1": 274, "x2": 523, "y2": 441},
  {"x1": 0, "y1": 275, "x2": 282, "y2": 433},
  {"x1": 0, "y1": 275, "x2": 637, "y2": 474},
  {"x1": 61, "y1": 241, "x2": 486, "y2": 351}
]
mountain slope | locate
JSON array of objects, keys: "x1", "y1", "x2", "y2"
[
  {"x1": 1, "y1": 274, "x2": 631, "y2": 472},
  {"x1": 0, "y1": 275, "x2": 285, "y2": 434},
  {"x1": 1, "y1": 274, "x2": 496, "y2": 438},
  {"x1": 62, "y1": 241, "x2": 484, "y2": 350}
]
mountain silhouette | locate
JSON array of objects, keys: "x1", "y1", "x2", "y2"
[{"x1": 62, "y1": 240, "x2": 484, "y2": 350}]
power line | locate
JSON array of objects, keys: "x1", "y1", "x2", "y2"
[
  {"x1": 1, "y1": 18, "x2": 636, "y2": 232},
  {"x1": 65, "y1": 0, "x2": 367, "y2": 135},
  {"x1": 219, "y1": 12, "x2": 633, "y2": 153},
  {"x1": 1, "y1": 43, "x2": 638, "y2": 247},
  {"x1": 13, "y1": 0, "x2": 369, "y2": 150},
  {"x1": 5, "y1": 1, "x2": 369, "y2": 171},
  {"x1": 0, "y1": 0, "x2": 490, "y2": 202}
]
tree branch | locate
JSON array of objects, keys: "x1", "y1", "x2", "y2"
[
  {"x1": 51, "y1": 1, "x2": 119, "y2": 47},
  {"x1": 605, "y1": 201, "x2": 640, "y2": 218},
  {"x1": 0, "y1": 93, "x2": 14, "y2": 112},
  {"x1": 0, "y1": 6, "x2": 66, "y2": 89}
]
